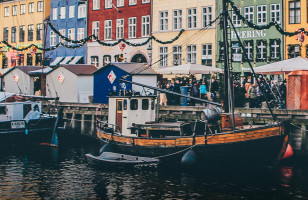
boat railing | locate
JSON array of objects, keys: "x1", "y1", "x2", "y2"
[{"x1": 97, "y1": 119, "x2": 120, "y2": 133}]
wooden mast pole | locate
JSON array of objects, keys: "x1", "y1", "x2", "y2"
[{"x1": 41, "y1": 17, "x2": 49, "y2": 96}]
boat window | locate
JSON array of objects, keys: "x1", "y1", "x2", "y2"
[
  {"x1": 123, "y1": 100, "x2": 127, "y2": 110},
  {"x1": 151, "y1": 99, "x2": 155, "y2": 110},
  {"x1": 0, "y1": 106, "x2": 6, "y2": 115},
  {"x1": 130, "y1": 99, "x2": 138, "y2": 110},
  {"x1": 142, "y1": 99, "x2": 149, "y2": 110},
  {"x1": 117, "y1": 101, "x2": 123, "y2": 111},
  {"x1": 23, "y1": 104, "x2": 32, "y2": 118}
]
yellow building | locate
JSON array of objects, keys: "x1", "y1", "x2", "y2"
[
  {"x1": 0, "y1": 0, "x2": 50, "y2": 70},
  {"x1": 152, "y1": 0, "x2": 217, "y2": 75},
  {"x1": 285, "y1": 0, "x2": 307, "y2": 58}
]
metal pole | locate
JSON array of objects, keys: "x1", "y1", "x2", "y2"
[{"x1": 41, "y1": 18, "x2": 49, "y2": 96}]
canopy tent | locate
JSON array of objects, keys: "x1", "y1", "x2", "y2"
[
  {"x1": 254, "y1": 57, "x2": 308, "y2": 75},
  {"x1": 157, "y1": 63, "x2": 223, "y2": 75}
]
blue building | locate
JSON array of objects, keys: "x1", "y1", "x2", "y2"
[{"x1": 45, "y1": 0, "x2": 87, "y2": 67}]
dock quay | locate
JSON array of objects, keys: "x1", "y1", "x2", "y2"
[{"x1": 46, "y1": 103, "x2": 308, "y2": 153}]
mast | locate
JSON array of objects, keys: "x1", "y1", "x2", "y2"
[{"x1": 41, "y1": 17, "x2": 49, "y2": 96}]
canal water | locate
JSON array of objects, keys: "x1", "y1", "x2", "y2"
[{"x1": 1, "y1": 136, "x2": 308, "y2": 199}]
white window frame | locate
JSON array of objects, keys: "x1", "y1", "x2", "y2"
[
  {"x1": 91, "y1": 56, "x2": 99, "y2": 68},
  {"x1": 173, "y1": 46, "x2": 182, "y2": 66},
  {"x1": 105, "y1": 0, "x2": 112, "y2": 9},
  {"x1": 60, "y1": 7, "x2": 66, "y2": 19},
  {"x1": 159, "y1": 47, "x2": 168, "y2": 67},
  {"x1": 93, "y1": 0, "x2": 100, "y2": 10},
  {"x1": 4, "y1": 7, "x2": 9, "y2": 17},
  {"x1": 257, "y1": 5, "x2": 267, "y2": 25},
  {"x1": 12, "y1": 5, "x2": 17, "y2": 16},
  {"x1": 173, "y1": 9, "x2": 182, "y2": 30},
  {"x1": 232, "y1": 10, "x2": 241, "y2": 27},
  {"x1": 50, "y1": 31, "x2": 56, "y2": 46},
  {"x1": 271, "y1": 40, "x2": 280, "y2": 59},
  {"x1": 142, "y1": 15, "x2": 150, "y2": 37},
  {"x1": 160, "y1": 11, "x2": 168, "y2": 31},
  {"x1": 92, "y1": 21, "x2": 99, "y2": 37},
  {"x1": 29, "y1": 2, "x2": 34, "y2": 13},
  {"x1": 53, "y1": 8, "x2": 57, "y2": 20},
  {"x1": 142, "y1": 0, "x2": 150, "y2": 4},
  {"x1": 38, "y1": 1, "x2": 44, "y2": 12},
  {"x1": 77, "y1": 28, "x2": 85, "y2": 40},
  {"x1": 244, "y1": 6, "x2": 254, "y2": 23},
  {"x1": 116, "y1": 19, "x2": 124, "y2": 39},
  {"x1": 20, "y1": 4, "x2": 26, "y2": 15},
  {"x1": 187, "y1": 8, "x2": 197, "y2": 29},
  {"x1": 129, "y1": 17, "x2": 137, "y2": 38},
  {"x1": 68, "y1": 28, "x2": 75, "y2": 44},
  {"x1": 117, "y1": 0, "x2": 124, "y2": 7},
  {"x1": 202, "y1": 44, "x2": 212, "y2": 65},
  {"x1": 129, "y1": 0, "x2": 137, "y2": 6},
  {"x1": 187, "y1": 45, "x2": 196, "y2": 64},
  {"x1": 202, "y1": 6, "x2": 212, "y2": 27},
  {"x1": 59, "y1": 29, "x2": 65, "y2": 43},
  {"x1": 69, "y1": 5, "x2": 75, "y2": 18},
  {"x1": 244, "y1": 41, "x2": 253, "y2": 60},
  {"x1": 104, "y1": 20, "x2": 112, "y2": 40},
  {"x1": 78, "y1": 4, "x2": 86, "y2": 18},
  {"x1": 270, "y1": 4, "x2": 280, "y2": 24},
  {"x1": 257, "y1": 41, "x2": 267, "y2": 60}
]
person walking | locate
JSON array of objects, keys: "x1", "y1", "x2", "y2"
[
  {"x1": 248, "y1": 83, "x2": 258, "y2": 108},
  {"x1": 199, "y1": 81, "x2": 207, "y2": 105},
  {"x1": 211, "y1": 78, "x2": 219, "y2": 102}
]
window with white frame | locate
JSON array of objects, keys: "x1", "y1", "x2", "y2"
[
  {"x1": 3, "y1": 28, "x2": 8, "y2": 42},
  {"x1": 4, "y1": 7, "x2": 9, "y2": 17},
  {"x1": 257, "y1": 5, "x2": 267, "y2": 25},
  {"x1": 270, "y1": 4, "x2": 280, "y2": 23},
  {"x1": 12, "y1": 5, "x2": 17, "y2": 16},
  {"x1": 142, "y1": 16, "x2": 150, "y2": 37},
  {"x1": 77, "y1": 28, "x2": 85, "y2": 40},
  {"x1": 68, "y1": 28, "x2": 75, "y2": 44},
  {"x1": 129, "y1": 17, "x2": 136, "y2": 38},
  {"x1": 159, "y1": 47, "x2": 168, "y2": 67},
  {"x1": 60, "y1": 7, "x2": 66, "y2": 19},
  {"x1": 142, "y1": 0, "x2": 150, "y2": 3},
  {"x1": 270, "y1": 40, "x2": 280, "y2": 59},
  {"x1": 244, "y1": 6, "x2": 254, "y2": 23},
  {"x1": 116, "y1": 19, "x2": 124, "y2": 39},
  {"x1": 28, "y1": 24, "x2": 34, "y2": 41},
  {"x1": 289, "y1": 1, "x2": 300, "y2": 24},
  {"x1": 78, "y1": 4, "x2": 86, "y2": 18},
  {"x1": 29, "y1": 2, "x2": 34, "y2": 13},
  {"x1": 187, "y1": 8, "x2": 197, "y2": 29},
  {"x1": 117, "y1": 0, "x2": 124, "y2": 7},
  {"x1": 59, "y1": 29, "x2": 65, "y2": 43},
  {"x1": 232, "y1": 10, "x2": 241, "y2": 27},
  {"x1": 173, "y1": 46, "x2": 182, "y2": 66},
  {"x1": 244, "y1": 41, "x2": 253, "y2": 60},
  {"x1": 50, "y1": 31, "x2": 56, "y2": 46},
  {"x1": 257, "y1": 41, "x2": 267, "y2": 60},
  {"x1": 92, "y1": 21, "x2": 99, "y2": 37},
  {"x1": 187, "y1": 45, "x2": 196, "y2": 64},
  {"x1": 202, "y1": 7, "x2": 212, "y2": 27},
  {"x1": 105, "y1": 0, "x2": 112, "y2": 9},
  {"x1": 160, "y1": 11, "x2": 168, "y2": 31},
  {"x1": 11, "y1": 27, "x2": 16, "y2": 43},
  {"x1": 104, "y1": 20, "x2": 112, "y2": 40},
  {"x1": 20, "y1": 4, "x2": 26, "y2": 14},
  {"x1": 19, "y1": 26, "x2": 25, "y2": 42},
  {"x1": 103, "y1": 55, "x2": 111, "y2": 66},
  {"x1": 173, "y1": 9, "x2": 182, "y2": 30},
  {"x1": 53, "y1": 8, "x2": 57, "y2": 20},
  {"x1": 129, "y1": 0, "x2": 137, "y2": 6},
  {"x1": 69, "y1": 5, "x2": 75, "y2": 18},
  {"x1": 91, "y1": 56, "x2": 99, "y2": 67},
  {"x1": 93, "y1": 0, "x2": 100, "y2": 10},
  {"x1": 38, "y1": 1, "x2": 43, "y2": 12},
  {"x1": 36, "y1": 23, "x2": 43, "y2": 40},
  {"x1": 202, "y1": 44, "x2": 212, "y2": 66}
]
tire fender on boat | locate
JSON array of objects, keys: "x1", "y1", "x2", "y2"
[{"x1": 181, "y1": 149, "x2": 197, "y2": 165}]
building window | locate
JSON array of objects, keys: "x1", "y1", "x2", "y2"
[
  {"x1": 91, "y1": 56, "x2": 99, "y2": 67},
  {"x1": 103, "y1": 55, "x2": 111, "y2": 66},
  {"x1": 78, "y1": 4, "x2": 86, "y2": 18},
  {"x1": 29, "y1": 2, "x2": 34, "y2": 13},
  {"x1": 129, "y1": 17, "x2": 136, "y2": 38},
  {"x1": 36, "y1": 53, "x2": 42, "y2": 65},
  {"x1": 187, "y1": 45, "x2": 196, "y2": 64},
  {"x1": 11, "y1": 27, "x2": 16, "y2": 43},
  {"x1": 289, "y1": 1, "x2": 300, "y2": 24},
  {"x1": 20, "y1": 4, "x2": 26, "y2": 15},
  {"x1": 116, "y1": 19, "x2": 124, "y2": 39},
  {"x1": 53, "y1": 8, "x2": 57, "y2": 20},
  {"x1": 18, "y1": 54, "x2": 24, "y2": 66},
  {"x1": 77, "y1": 28, "x2": 85, "y2": 40},
  {"x1": 4, "y1": 7, "x2": 9, "y2": 17},
  {"x1": 232, "y1": 10, "x2": 241, "y2": 27},
  {"x1": 257, "y1": 5, "x2": 267, "y2": 25},
  {"x1": 244, "y1": 6, "x2": 254, "y2": 23},
  {"x1": 187, "y1": 8, "x2": 197, "y2": 29},
  {"x1": 19, "y1": 26, "x2": 25, "y2": 42},
  {"x1": 173, "y1": 46, "x2": 182, "y2": 66},
  {"x1": 270, "y1": 4, "x2": 280, "y2": 23},
  {"x1": 105, "y1": 0, "x2": 112, "y2": 9},
  {"x1": 142, "y1": 0, "x2": 150, "y2": 3},
  {"x1": 104, "y1": 20, "x2": 112, "y2": 40},
  {"x1": 59, "y1": 29, "x2": 65, "y2": 43},
  {"x1": 93, "y1": 0, "x2": 100, "y2": 10},
  {"x1": 288, "y1": 44, "x2": 301, "y2": 58},
  {"x1": 244, "y1": 40, "x2": 253, "y2": 61},
  {"x1": 159, "y1": 47, "x2": 168, "y2": 67},
  {"x1": 256, "y1": 40, "x2": 267, "y2": 61},
  {"x1": 50, "y1": 31, "x2": 56, "y2": 46},
  {"x1": 38, "y1": 1, "x2": 43, "y2": 12},
  {"x1": 60, "y1": 7, "x2": 66, "y2": 19},
  {"x1": 92, "y1": 21, "x2": 99, "y2": 37},
  {"x1": 68, "y1": 28, "x2": 75, "y2": 44},
  {"x1": 3, "y1": 28, "x2": 8, "y2": 42},
  {"x1": 129, "y1": 0, "x2": 137, "y2": 6},
  {"x1": 12, "y1": 5, "x2": 17, "y2": 16},
  {"x1": 202, "y1": 7, "x2": 212, "y2": 27},
  {"x1": 160, "y1": 11, "x2": 168, "y2": 31},
  {"x1": 173, "y1": 9, "x2": 182, "y2": 30},
  {"x1": 231, "y1": 42, "x2": 241, "y2": 62},
  {"x1": 69, "y1": 5, "x2": 75, "y2": 18},
  {"x1": 117, "y1": 0, "x2": 124, "y2": 7},
  {"x1": 28, "y1": 24, "x2": 34, "y2": 41},
  {"x1": 219, "y1": 42, "x2": 225, "y2": 62},
  {"x1": 27, "y1": 54, "x2": 33, "y2": 66},
  {"x1": 36, "y1": 23, "x2": 43, "y2": 40},
  {"x1": 142, "y1": 16, "x2": 150, "y2": 37},
  {"x1": 270, "y1": 39, "x2": 281, "y2": 60},
  {"x1": 202, "y1": 44, "x2": 212, "y2": 66}
]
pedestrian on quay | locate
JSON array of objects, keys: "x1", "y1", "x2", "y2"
[
  {"x1": 199, "y1": 81, "x2": 207, "y2": 106},
  {"x1": 211, "y1": 78, "x2": 219, "y2": 102},
  {"x1": 190, "y1": 81, "x2": 199, "y2": 106},
  {"x1": 248, "y1": 83, "x2": 258, "y2": 108}
]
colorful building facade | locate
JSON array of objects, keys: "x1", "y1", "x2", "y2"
[
  {"x1": 87, "y1": 0, "x2": 151, "y2": 68},
  {"x1": 152, "y1": 0, "x2": 217, "y2": 71},
  {"x1": 217, "y1": 0, "x2": 284, "y2": 78},
  {"x1": 0, "y1": 0, "x2": 50, "y2": 70},
  {"x1": 45, "y1": 0, "x2": 87, "y2": 67}
]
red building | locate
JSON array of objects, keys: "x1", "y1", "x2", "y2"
[{"x1": 87, "y1": 0, "x2": 152, "y2": 67}]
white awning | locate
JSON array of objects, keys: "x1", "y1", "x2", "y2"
[
  {"x1": 0, "y1": 92, "x2": 15, "y2": 102},
  {"x1": 59, "y1": 56, "x2": 74, "y2": 65},
  {"x1": 29, "y1": 67, "x2": 53, "y2": 75},
  {"x1": 68, "y1": 56, "x2": 83, "y2": 64},
  {"x1": 50, "y1": 57, "x2": 64, "y2": 66}
]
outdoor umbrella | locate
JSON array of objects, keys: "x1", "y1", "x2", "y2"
[
  {"x1": 254, "y1": 57, "x2": 308, "y2": 75},
  {"x1": 156, "y1": 63, "x2": 223, "y2": 75}
]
